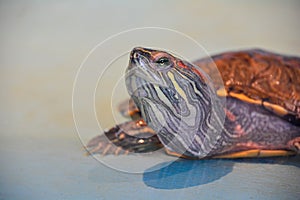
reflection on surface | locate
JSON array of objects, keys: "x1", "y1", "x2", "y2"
[
  {"x1": 143, "y1": 155, "x2": 300, "y2": 189},
  {"x1": 143, "y1": 159, "x2": 234, "y2": 189}
]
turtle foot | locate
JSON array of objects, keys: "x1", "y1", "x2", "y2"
[
  {"x1": 86, "y1": 120, "x2": 163, "y2": 156},
  {"x1": 86, "y1": 133, "x2": 130, "y2": 156},
  {"x1": 287, "y1": 137, "x2": 300, "y2": 153}
]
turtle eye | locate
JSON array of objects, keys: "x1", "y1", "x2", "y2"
[{"x1": 156, "y1": 57, "x2": 170, "y2": 66}]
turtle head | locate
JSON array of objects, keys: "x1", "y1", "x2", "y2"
[{"x1": 126, "y1": 47, "x2": 223, "y2": 157}]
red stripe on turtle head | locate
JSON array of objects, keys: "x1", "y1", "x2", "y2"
[{"x1": 176, "y1": 60, "x2": 209, "y2": 85}]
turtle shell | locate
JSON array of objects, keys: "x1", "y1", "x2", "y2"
[{"x1": 193, "y1": 49, "x2": 300, "y2": 125}]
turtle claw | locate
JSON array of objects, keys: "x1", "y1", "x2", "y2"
[
  {"x1": 86, "y1": 120, "x2": 163, "y2": 156},
  {"x1": 114, "y1": 147, "x2": 122, "y2": 155},
  {"x1": 87, "y1": 135, "x2": 105, "y2": 148},
  {"x1": 86, "y1": 133, "x2": 131, "y2": 156},
  {"x1": 102, "y1": 144, "x2": 112, "y2": 156},
  {"x1": 288, "y1": 137, "x2": 300, "y2": 153},
  {"x1": 89, "y1": 142, "x2": 103, "y2": 154}
]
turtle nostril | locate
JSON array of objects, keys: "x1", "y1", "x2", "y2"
[
  {"x1": 131, "y1": 47, "x2": 149, "y2": 59},
  {"x1": 130, "y1": 49, "x2": 141, "y2": 60},
  {"x1": 133, "y1": 52, "x2": 138, "y2": 59}
]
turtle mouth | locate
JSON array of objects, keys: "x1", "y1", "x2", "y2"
[
  {"x1": 129, "y1": 52, "x2": 150, "y2": 72},
  {"x1": 126, "y1": 56, "x2": 168, "y2": 98}
]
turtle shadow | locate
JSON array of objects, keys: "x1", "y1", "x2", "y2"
[
  {"x1": 143, "y1": 159, "x2": 234, "y2": 189},
  {"x1": 143, "y1": 155, "x2": 300, "y2": 189}
]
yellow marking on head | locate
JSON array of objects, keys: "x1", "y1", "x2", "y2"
[
  {"x1": 154, "y1": 85, "x2": 173, "y2": 109},
  {"x1": 167, "y1": 71, "x2": 187, "y2": 101},
  {"x1": 137, "y1": 48, "x2": 152, "y2": 55}
]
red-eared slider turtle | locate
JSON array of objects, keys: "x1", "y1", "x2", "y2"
[{"x1": 87, "y1": 47, "x2": 300, "y2": 159}]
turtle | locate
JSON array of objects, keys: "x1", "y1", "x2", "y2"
[{"x1": 87, "y1": 47, "x2": 300, "y2": 159}]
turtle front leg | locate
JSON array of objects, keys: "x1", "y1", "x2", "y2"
[
  {"x1": 118, "y1": 98, "x2": 140, "y2": 119},
  {"x1": 86, "y1": 120, "x2": 163, "y2": 156}
]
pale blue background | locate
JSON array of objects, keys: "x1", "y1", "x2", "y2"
[{"x1": 0, "y1": 1, "x2": 299, "y2": 199}]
